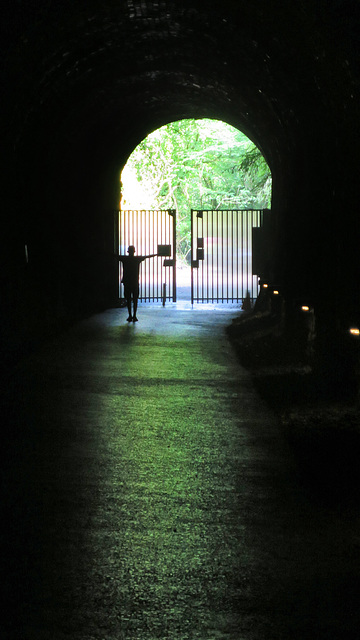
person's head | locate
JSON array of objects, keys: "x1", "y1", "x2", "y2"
[{"x1": 127, "y1": 245, "x2": 135, "y2": 256}]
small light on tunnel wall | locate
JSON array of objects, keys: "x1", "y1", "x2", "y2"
[
  {"x1": 301, "y1": 305, "x2": 310, "y2": 312},
  {"x1": 349, "y1": 328, "x2": 360, "y2": 336},
  {"x1": 262, "y1": 283, "x2": 268, "y2": 288},
  {"x1": 273, "y1": 290, "x2": 279, "y2": 295}
]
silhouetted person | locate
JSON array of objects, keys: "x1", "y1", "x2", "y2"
[{"x1": 119, "y1": 245, "x2": 157, "y2": 322}]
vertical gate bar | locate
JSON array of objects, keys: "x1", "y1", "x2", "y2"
[
  {"x1": 136, "y1": 209, "x2": 140, "y2": 299},
  {"x1": 236, "y1": 210, "x2": 239, "y2": 301},
  {"x1": 118, "y1": 209, "x2": 124, "y2": 298},
  {"x1": 159, "y1": 210, "x2": 162, "y2": 301},
  {"x1": 240, "y1": 211, "x2": 243, "y2": 299},
  {"x1": 225, "y1": 210, "x2": 227, "y2": 302},
  {"x1": 250, "y1": 211, "x2": 253, "y2": 297},
  {"x1": 154, "y1": 209, "x2": 157, "y2": 301},
  {"x1": 167, "y1": 210, "x2": 170, "y2": 301},
  {"x1": 162, "y1": 209, "x2": 164, "y2": 301},
  {"x1": 244, "y1": 210, "x2": 246, "y2": 300},
  {"x1": 145, "y1": 210, "x2": 148, "y2": 302},
  {"x1": 220, "y1": 211, "x2": 223, "y2": 302},
  {"x1": 204, "y1": 211, "x2": 211, "y2": 302},
  {"x1": 247, "y1": 210, "x2": 250, "y2": 298},
  {"x1": 243, "y1": 211, "x2": 246, "y2": 299},
  {"x1": 197, "y1": 212, "x2": 200, "y2": 302},
  {"x1": 219, "y1": 211, "x2": 221, "y2": 301},
  {"x1": 229, "y1": 211, "x2": 232, "y2": 302},
  {"x1": 223, "y1": 211, "x2": 226, "y2": 302},
  {"x1": 169, "y1": 210, "x2": 171, "y2": 301},
  {"x1": 234, "y1": 210, "x2": 236, "y2": 301},
  {"x1": 146, "y1": 210, "x2": 149, "y2": 300},
  {"x1": 246, "y1": 210, "x2": 250, "y2": 298},
  {"x1": 213, "y1": 210, "x2": 215, "y2": 302},
  {"x1": 250, "y1": 211, "x2": 253, "y2": 299},
  {"x1": 229, "y1": 210, "x2": 231, "y2": 302},
  {"x1": 208, "y1": 211, "x2": 211, "y2": 302},
  {"x1": 191, "y1": 210, "x2": 194, "y2": 304},
  {"x1": 158, "y1": 209, "x2": 160, "y2": 300},
  {"x1": 143, "y1": 209, "x2": 146, "y2": 300},
  {"x1": 211, "y1": 210, "x2": 214, "y2": 302},
  {"x1": 256, "y1": 210, "x2": 258, "y2": 298},
  {"x1": 165, "y1": 210, "x2": 168, "y2": 301},
  {"x1": 201, "y1": 213, "x2": 204, "y2": 301},
  {"x1": 146, "y1": 210, "x2": 149, "y2": 302},
  {"x1": 194, "y1": 211, "x2": 200, "y2": 302},
  {"x1": 172, "y1": 209, "x2": 177, "y2": 302},
  {"x1": 160, "y1": 210, "x2": 163, "y2": 301},
  {"x1": 247, "y1": 210, "x2": 249, "y2": 298},
  {"x1": 148, "y1": 210, "x2": 155, "y2": 301},
  {"x1": 252, "y1": 211, "x2": 255, "y2": 298},
  {"x1": 226, "y1": 211, "x2": 231, "y2": 302},
  {"x1": 245, "y1": 210, "x2": 248, "y2": 298},
  {"x1": 149, "y1": 209, "x2": 152, "y2": 301},
  {"x1": 240, "y1": 209, "x2": 242, "y2": 301},
  {"x1": 156, "y1": 210, "x2": 159, "y2": 300},
  {"x1": 226, "y1": 211, "x2": 228, "y2": 301},
  {"x1": 142, "y1": 210, "x2": 146, "y2": 301},
  {"x1": 197, "y1": 212, "x2": 200, "y2": 301},
  {"x1": 123, "y1": 210, "x2": 127, "y2": 299},
  {"x1": 116, "y1": 210, "x2": 120, "y2": 299},
  {"x1": 231, "y1": 210, "x2": 234, "y2": 302},
  {"x1": 198, "y1": 213, "x2": 200, "y2": 301},
  {"x1": 150, "y1": 210, "x2": 153, "y2": 301},
  {"x1": 216, "y1": 209, "x2": 219, "y2": 302},
  {"x1": 166, "y1": 209, "x2": 168, "y2": 300}
]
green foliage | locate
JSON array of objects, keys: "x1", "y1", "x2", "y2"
[{"x1": 121, "y1": 118, "x2": 271, "y2": 262}]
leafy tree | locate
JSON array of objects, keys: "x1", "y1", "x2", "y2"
[{"x1": 121, "y1": 119, "x2": 271, "y2": 262}]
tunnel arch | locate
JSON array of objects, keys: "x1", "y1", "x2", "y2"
[{"x1": 1, "y1": 1, "x2": 360, "y2": 361}]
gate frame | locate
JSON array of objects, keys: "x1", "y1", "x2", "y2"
[
  {"x1": 190, "y1": 209, "x2": 265, "y2": 304},
  {"x1": 117, "y1": 209, "x2": 177, "y2": 303}
]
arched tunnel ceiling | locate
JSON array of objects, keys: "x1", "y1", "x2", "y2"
[{"x1": 2, "y1": 0, "x2": 359, "y2": 176}]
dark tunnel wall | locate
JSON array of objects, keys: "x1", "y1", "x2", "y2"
[{"x1": 1, "y1": 0, "x2": 360, "y2": 362}]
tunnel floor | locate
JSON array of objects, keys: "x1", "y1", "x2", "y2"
[{"x1": 2, "y1": 303, "x2": 360, "y2": 639}]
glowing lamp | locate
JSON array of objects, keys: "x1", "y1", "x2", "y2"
[
  {"x1": 262, "y1": 283, "x2": 268, "y2": 288},
  {"x1": 349, "y1": 328, "x2": 360, "y2": 336},
  {"x1": 273, "y1": 290, "x2": 279, "y2": 295},
  {"x1": 301, "y1": 306, "x2": 310, "y2": 312}
]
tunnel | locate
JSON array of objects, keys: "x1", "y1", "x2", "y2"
[
  {"x1": 1, "y1": 0, "x2": 360, "y2": 366},
  {"x1": 2, "y1": 2, "x2": 360, "y2": 637}
]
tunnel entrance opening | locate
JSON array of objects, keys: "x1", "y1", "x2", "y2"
[{"x1": 119, "y1": 117, "x2": 271, "y2": 306}]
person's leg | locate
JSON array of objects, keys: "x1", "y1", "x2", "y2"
[
  {"x1": 132, "y1": 286, "x2": 139, "y2": 321},
  {"x1": 125, "y1": 287, "x2": 132, "y2": 321},
  {"x1": 133, "y1": 294, "x2": 138, "y2": 321}
]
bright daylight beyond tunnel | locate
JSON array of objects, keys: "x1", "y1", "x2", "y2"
[{"x1": 119, "y1": 118, "x2": 271, "y2": 302}]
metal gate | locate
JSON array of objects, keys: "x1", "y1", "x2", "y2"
[
  {"x1": 117, "y1": 209, "x2": 176, "y2": 302},
  {"x1": 191, "y1": 209, "x2": 264, "y2": 303}
]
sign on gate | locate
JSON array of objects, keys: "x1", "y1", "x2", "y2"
[
  {"x1": 117, "y1": 209, "x2": 176, "y2": 302},
  {"x1": 190, "y1": 209, "x2": 265, "y2": 303}
]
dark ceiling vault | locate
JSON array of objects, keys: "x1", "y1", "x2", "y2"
[{"x1": 1, "y1": 0, "x2": 360, "y2": 356}]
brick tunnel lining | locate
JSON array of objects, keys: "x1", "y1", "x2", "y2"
[
  {"x1": 4, "y1": 1, "x2": 347, "y2": 166},
  {"x1": 1, "y1": 0, "x2": 360, "y2": 355}
]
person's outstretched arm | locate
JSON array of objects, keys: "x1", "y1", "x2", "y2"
[{"x1": 138, "y1": 253, "x2": 158, "y2": 261}]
